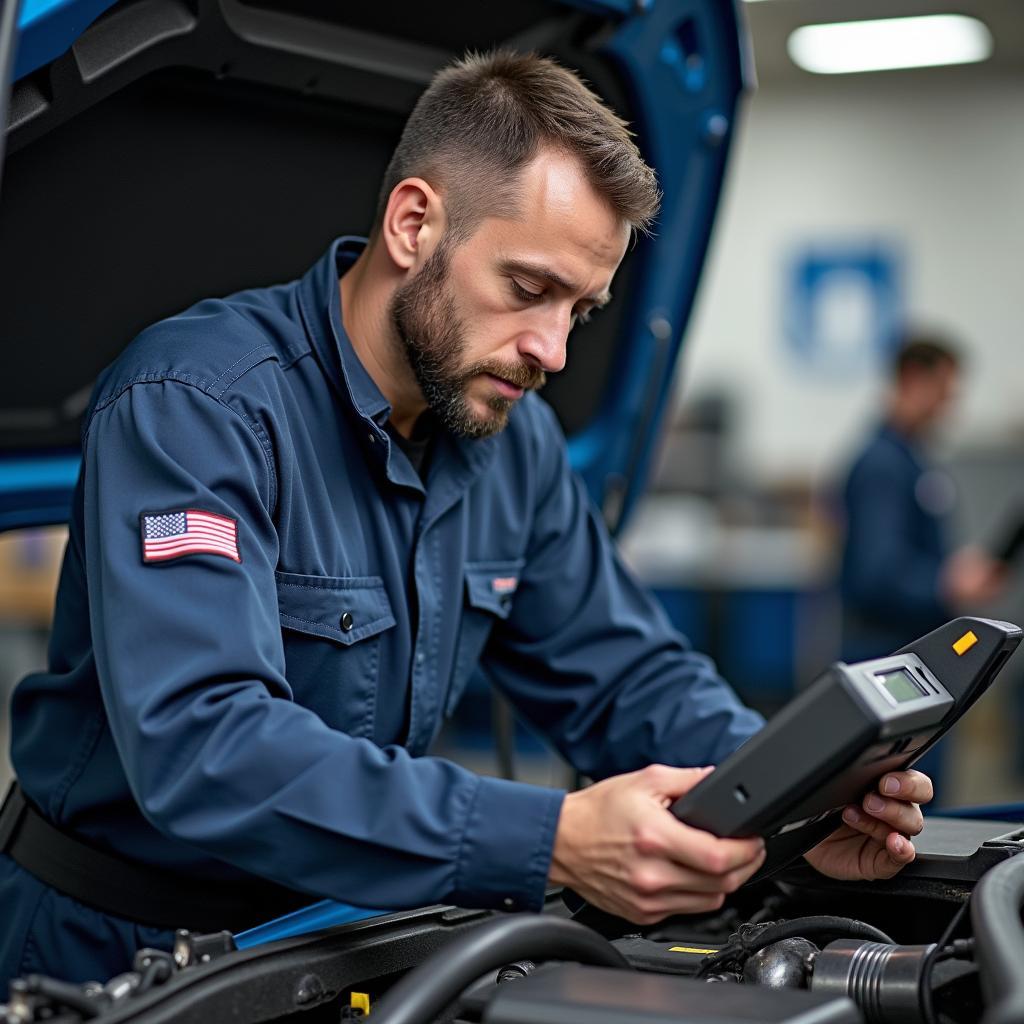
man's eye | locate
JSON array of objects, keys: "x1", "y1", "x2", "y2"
[{"x1": 511, "y1": 280, "x2": 543, "y2": 303}]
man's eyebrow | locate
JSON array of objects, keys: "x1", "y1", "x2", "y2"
[{"x1": 500, "y1": 259, "x2": 612, "y2": 307}]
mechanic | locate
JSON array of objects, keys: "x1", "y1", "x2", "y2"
[
  {"x1": 840, "y1": 336, "x2": 1005, "y2": 802},
  {"x1": 0, "y1": 51, "x2": 932, "y2": 987}
]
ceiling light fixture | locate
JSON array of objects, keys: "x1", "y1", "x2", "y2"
[{"x1": 787, "y1": 14, "x2": 993, "y2": 75}]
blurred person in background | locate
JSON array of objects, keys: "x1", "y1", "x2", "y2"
[{"x1": 840, "y1": 335, "x2": 1007, "y2": 804}]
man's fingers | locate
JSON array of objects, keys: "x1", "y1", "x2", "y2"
[
  {"x1": 869, "y1": 833, "x2": 917, "y2": 880},
  {"x1": 878, "y1": 770, "x2": 933, "y2": 806},
  {"x1": 860, "y1": 792, "x2": 924, "y2": 836},
  {"x1": 621, "y1": 853, "x2": 768, "y2": 924},
  {"x1": 630, "y1": 847, "x2": 767, "y2": 897},
  {"x1": 621, "y1": 890, "x2": 727, "y2": 926},
  {"x1": 630, "y1": 848, "x2": 767, "y2": 922},
  {"x1": 843, "y1": 800, "x2": 922, "y2": 843},
  {"x1": 886, "y1": 830, "x2": 916, "y2": 863},
  {"x1": 658, "y1": 818, "x2": 765, "y2": 876},
  {"x1": 838, "y1": 807, "x2": 918, "y2": 876},
  {"x1": 841, "y1": 805, "x2": 891, "y2": 843}
]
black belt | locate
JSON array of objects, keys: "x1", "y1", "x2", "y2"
[{"x1": 0, "y1": 781, "x2": 311, "y2": 933}]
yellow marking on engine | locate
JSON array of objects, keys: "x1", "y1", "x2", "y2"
[{"x1": 669, "y1": 945, "x2": 720, "y2": 954}]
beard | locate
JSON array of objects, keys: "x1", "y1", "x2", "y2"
[{"x1": 389, "y1": 240, "x2": 546, "y2": 439}]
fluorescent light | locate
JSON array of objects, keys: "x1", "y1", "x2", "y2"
[{"x1": 788, "y1": 15, "x2": 993, "y2": 75}]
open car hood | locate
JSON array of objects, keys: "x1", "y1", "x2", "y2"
[{"x1": 0, "y1": 0, "x2": 752, "y2": 532}]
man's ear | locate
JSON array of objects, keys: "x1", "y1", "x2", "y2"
[{"x1": 379, "y1": 178, "x2": 446, "y2": 272}]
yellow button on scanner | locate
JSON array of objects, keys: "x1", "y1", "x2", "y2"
[
  {"x1": 952, "y1": 631, "x2": 978, "y2": 656},
  {"x1": 350, "y1": 992, "x2": 371, "y2": 1016}
]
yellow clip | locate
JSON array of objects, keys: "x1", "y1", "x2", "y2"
[
  {"x1": 351, "y1": 992, "x2": 371, "y2": 1016},
  {"x1": 953, "y1": 631, "x2": 978, "y2": 656},
  {"x1": 669, "y1": 945, "x2": 720, "y2": 955}
]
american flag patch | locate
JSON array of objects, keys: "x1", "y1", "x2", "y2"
[{"x1": 141, "y1": 509, "x2": 240, "y2": 564}]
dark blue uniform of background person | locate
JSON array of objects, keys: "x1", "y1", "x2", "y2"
[
  {"x1": 841, "y1": 423, "x2": 954, "y2": 658},
  {"x1": 840, "y1": 338, "x2": 1006, "y2": 805},
  {"x1": 0, "y1": 238, "x2": 765, "y2": 987}
]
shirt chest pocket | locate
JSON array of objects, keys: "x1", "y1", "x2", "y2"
[
  {"x1": 275, "y1": 571, "x2": 396, "y2": 737},
  {"x1": 446, "y1": 559, "x2": 524, "y2": 717}
]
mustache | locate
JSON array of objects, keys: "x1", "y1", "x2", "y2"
[{"x1": 469, "y1": 359, "x2": 547, "y2": 392}]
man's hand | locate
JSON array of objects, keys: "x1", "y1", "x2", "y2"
[
  {"x1": 548, "y1": 764, "x2": 766, "y2": 925},
  {"x1": 804, "y1": 770, "x2": 933, "y2": 881},
  {"x1": 943, "y1": 545, "x2": 1007, "y2": 608}
]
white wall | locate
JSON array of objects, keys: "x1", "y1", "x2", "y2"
[{"x1": 679, "y1": 69, "x2": 1024, "y2": 486}]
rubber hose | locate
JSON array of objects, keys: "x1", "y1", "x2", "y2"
[
  {"x1": 699, "y1": 916, "x2": 894, "y2": 978},
  {"x1": 971, "y1": 852, "x2": 1024, "y2": 1024},
  {"x1": 750, "y1": 916, "x2": 894, "y2": 949},
  {"x1": 19, "y1": 975, "x2": 107, "y2": 1018},
  {"x1": 371, "y1": 915, "x2": 628, "y2": 1024}
]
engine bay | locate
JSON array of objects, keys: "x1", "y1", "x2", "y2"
[{"x1": 5, "y1": 813, "x2": 1024, "y2": 1024}]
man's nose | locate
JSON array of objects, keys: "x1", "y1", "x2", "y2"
[{"x1": 517, "y1": 316, "x2": 569, "y2": 374}]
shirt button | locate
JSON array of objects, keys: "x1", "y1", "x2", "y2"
[
  {"x1": 416, "y1": 652, "x2": 425, "y2": 666},
  {"x1": 502, "y1": 897, "x2": 516, "y2": 910},
  {"x1": 340, "y1": 611, "x2": 354, "y2": 632},
  {"x1": 367, "y1": 432, "x2": 376, "y2": 444}
]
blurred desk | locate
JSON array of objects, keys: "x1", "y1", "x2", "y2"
[
  {"x1": 0, "y1": 528, "x2": 65, "y2": 790},
  {"x1": 0, "y1": 527, "x2": 65, "y2": 627}
]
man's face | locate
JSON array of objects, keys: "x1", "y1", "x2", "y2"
[
  {"x1": 905, "y1": 360, "x2": 961, "y2": 432},
  {"x1": 390, "y1": 149, "x2": 630, "y2": 438}
]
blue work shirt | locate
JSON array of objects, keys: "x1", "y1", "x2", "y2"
[
  {"x1": 840, "y1": 422, "x2": 953, "y2": 659},
  {"x1": 10, "y1": 237, "x2": 763, "y2": 921}
]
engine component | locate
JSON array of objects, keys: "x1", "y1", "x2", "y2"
[
  {"x1": 971, "y1": 847, "x2": 1024, "y2": 1024},
  {"x1": 497, "y1": 961, "x2": 536, "y2": 984},
  {"x1": 743, "y1": 938, "x2": 819, "y2": 989},
  {"x1": 370, "y1": 915, "x2": 628, "y2": 1024},
  {"x1": 172, "y1": 928, "x2": 236, "y2": 968},
  {"x1": 698, "y1": 917, "x2": 894, "y2": 979},
  {"x1": 4, "y1": 974, "x2": 110, "y2": 1022},
  {"x1": 611, "y1": 936, "x2": 722, "y2": 976},
  {"x1": 812, "y1": 940, "x2": 934, "y2": 1024},
  {"x1": 483, "y1": 964, "x2": 861, "y2": 1024}
]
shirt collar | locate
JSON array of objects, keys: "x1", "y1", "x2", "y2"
[
  {"x1": 297, "y1": 235, "x2": 502, "y2": 490},
  {"x1": 298, "y1": 235, "x2": 391, "y2": 428}
]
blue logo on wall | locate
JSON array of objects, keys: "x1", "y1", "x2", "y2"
[{"x1": 785, "y1": 244, "x2": 902, "y2": 376}]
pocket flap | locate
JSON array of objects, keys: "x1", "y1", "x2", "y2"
[
  {"x1": 275, "y1": 571, "x2": 395, "y2": 646},
  {"x1": 464, "y1": 559, "x2": 525, "y2": 619}
]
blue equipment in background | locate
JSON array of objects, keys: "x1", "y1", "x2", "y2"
[{"x1": 784, "y1": 242, "x2": 903, "y2": 379}]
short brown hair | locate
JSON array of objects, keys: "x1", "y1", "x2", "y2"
[
  {"x1": 893, "y1": 334, "x2": 961, "y2": 380},
  {"x1": 374, "y1": 50, "x2": 661, "y2": 241}
]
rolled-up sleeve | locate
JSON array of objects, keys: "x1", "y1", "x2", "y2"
[{"x1": 84, "y1": 379, "x2": 559, "y2": 912}]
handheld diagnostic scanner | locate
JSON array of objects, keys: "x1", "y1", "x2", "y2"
[{"x1": 671, "y1": 617, "x2": 1021, "y2": 881}]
